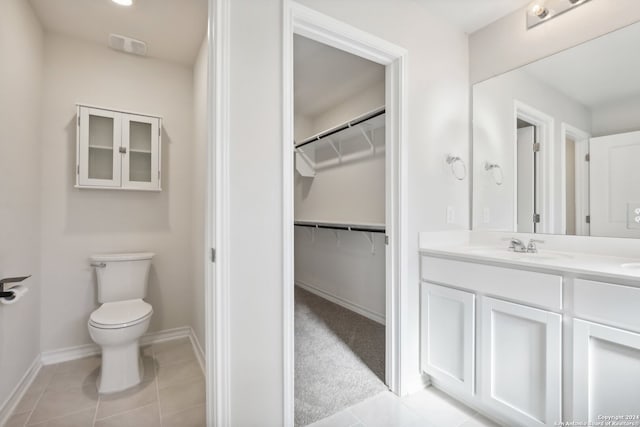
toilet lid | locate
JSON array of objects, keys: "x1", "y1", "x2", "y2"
[{"x1": 90, "y1": 299, "x2": 153, "y2": 329}]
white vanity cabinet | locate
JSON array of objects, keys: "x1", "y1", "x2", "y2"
[
  {"x1": 572, "y1": 278, "x2": 640, "y2": 422},
  {"x1": 421, "y1": 283, "x2": 475, "y2": 396},
  {"x1": 76, "y1": 105, "x2": 162, "y2": 191},
  {"x1": 480, "y1": 297, "x2": 561, "y2": 427},
  {"x1": 420, "y1": 254, "x2": 563, "y2": 426},
  {"x1": 420, "y1": 252, "x2": 640, "y2": 427}
]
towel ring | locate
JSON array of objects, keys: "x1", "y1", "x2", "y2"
[
  {"x1": 446, "y1": 155, "x2": 466, "y2": 181},
  {"x1": 484, "y1": 162, "x2": 503, "y2": 185}
]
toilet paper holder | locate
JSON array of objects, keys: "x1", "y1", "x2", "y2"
[{"x1": 0, "y1": 275, "x2": 31, "y2": 300}]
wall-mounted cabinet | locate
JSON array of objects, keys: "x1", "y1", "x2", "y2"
[{"x1": 76, "y1": 105, "x2": 161, "y2": 191}]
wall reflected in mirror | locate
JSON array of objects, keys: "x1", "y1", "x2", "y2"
[{"x1": 473, "y1": 21, "x2": 640, "y2": 238}]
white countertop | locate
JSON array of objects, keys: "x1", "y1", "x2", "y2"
[{"x1": 419, "y1": 232, "x2": 640, "y2": 284}]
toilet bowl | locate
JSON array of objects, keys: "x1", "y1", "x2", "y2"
[
  {"x1": 88, "y1": 299, "x2": 153, "y2": 393},
  {"x1": 88, "y1": 252, "x2": 154, "y2": 394}
]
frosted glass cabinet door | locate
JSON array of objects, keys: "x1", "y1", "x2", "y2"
[
  {"x1": 78, "y1": 107, "x2": 121, "y2": 187},
  {"x1": 573, "y1": 319, "x2": 640, "y2": 423},
  {"x1": 121, "y1": 114, "x2": 160, "y2": 190},
  {"x1": 421, "y1": 282, "x2": 475, "y2": 396},
  {"x1": 480, "y1": 297, "x2": 562, "y2": 427}
]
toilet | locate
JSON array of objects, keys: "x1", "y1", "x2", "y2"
[{"x1": 88, "y1": 252, "x2": 154, "y2": 394}]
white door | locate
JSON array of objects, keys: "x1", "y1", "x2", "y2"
[
  {"x1": 590, "y1": 131, "x2": 640, "y2": 238},
  {"x1": 421, "y1": 283, "x2": 475, "y2": 396},
  {"x1": 573, "y1": 319, "x2": 640, "y2": 422},
  {"x1": 121, "y1": 114, "x2": 161, "y2": 190},
  {"x1": 517, "y1": 127, "x2": 535, "y2": 233},
  {"x1": 480, "y1": 297, "x2": 561, "y2": 427},
  {"x1": 78, "y1": 107, "x2": 122, "y2": 187}
]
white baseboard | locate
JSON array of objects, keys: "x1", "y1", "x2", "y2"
[
  {"x1": 0, "y1": 356, "x2": 42, "y2": 426},
  {"x1": 295, "y1": 280, "x2": 385, "y2": 325},
  {"x1": 40, "y1": 326, "x2": 194, "y2": 366},
  {"x1": 188, "y1": 328, "x2": 206, "y2": 375}
]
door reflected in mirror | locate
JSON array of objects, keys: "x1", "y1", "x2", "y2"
[{"x1": 473, "y1": 22, "x2": 640, "y2": 238}]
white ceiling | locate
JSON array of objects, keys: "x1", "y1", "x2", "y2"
[
  {"x1": 29, "y1": 0, "x2": 207, "y2": 66},
  {"x1": 524, "y1": 22, "x2": 640, "y2": 108},
  {"x1": 421, "y1": 0, "x2": 532, "y2": 34},
  {"x1": 294, "y1": 35, "x2": 385, "y2": 118}
]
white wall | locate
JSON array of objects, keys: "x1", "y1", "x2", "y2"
[
  {"x1": 39, "y1": 33, "x2": 195, "y2": 351},
  {"x1": 309, "y1": 80, "x2": 384, "y2": 135},
  {"x1": 591, "y1": 95, "x2": 640, "y2": 137},
  {"x1": 191, "y1": 38, "x2": 208, "y2": 352},
  {"x1": 473, "y1": 69, "x2": 591, "y2": 233},
  {"x1": 0, "y1": 0, "x2": 43, "y2": 413},
  {"x1": 470, "y1": 1, "x2": 640, "y2": 83},
  {"x1": 227, "y1": 0, "x2": 284, "y2": 424}
]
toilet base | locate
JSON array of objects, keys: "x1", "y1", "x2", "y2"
[{"x1": 98, "y1": 340, "x2": 143, "y2": 394}]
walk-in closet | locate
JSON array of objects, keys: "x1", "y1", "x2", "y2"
[{"x1": 293, "y1": 35, "x2": 388, "y2": 426}]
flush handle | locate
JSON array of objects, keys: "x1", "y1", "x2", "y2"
[{"x1": 90, "y1": 262, "x2": 106, "y2": 268}]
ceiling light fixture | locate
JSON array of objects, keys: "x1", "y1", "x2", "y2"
[
  {"x1": 112, "y1": 0, "x2": 133, "y2": 6},
  {"x1": 527, "y1": 0, "x2": 591, "y2": 29},
  {"x1": 531, "y1": 4, "x2": 549, "y2": 19}
]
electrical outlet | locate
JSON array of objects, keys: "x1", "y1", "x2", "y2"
[
  {"x1": 447, "y1": 206, "x2": 455, "y2": 224},
  {"x1": 483, "y1": 207, "x2": 490, "y2": 224},
  {"x1": 628, "y1": 202, "x2": 640, "y2": 229}
]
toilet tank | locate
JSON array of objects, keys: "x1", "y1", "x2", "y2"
[{"x1": 91, "y1": 253, "x2": 154, "y2": 303}]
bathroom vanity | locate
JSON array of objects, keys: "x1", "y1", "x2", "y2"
[{"x1": 419, "y1": 233, "x2": 640, "y2": 427}]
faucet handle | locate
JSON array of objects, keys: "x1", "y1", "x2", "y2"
[{"x1": 527, "y1": 239, "x2": 545, "y2": 253}]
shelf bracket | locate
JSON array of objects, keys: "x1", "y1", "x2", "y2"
[
  {"x1": 327, "y1": 138, "x2": 342, "y2": 162},
  {"x1": 359, "y1": 127, "x2": 375, "y2": 152},
  {"x1": 361, "y1": 231, "x2": 375, "y2": 254}
]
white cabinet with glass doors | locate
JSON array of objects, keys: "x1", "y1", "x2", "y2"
[{"x1": 76, "y1": 104, "x2": 161, "y2": 191}]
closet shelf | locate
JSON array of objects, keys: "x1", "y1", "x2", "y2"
[
  {"x1": 294, "y1": 107, "x2": 385, "y2": 177},
  {"x1": 294, "y1": 220, "x2": 385, "y2": 234}
]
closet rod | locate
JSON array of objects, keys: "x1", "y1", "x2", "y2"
[
  {"x1": 295, "y1": 107, "x2": 385, "y2": 149},
  {"x1": 294, "y1": 221, "x2": 385, "y2": 234}
]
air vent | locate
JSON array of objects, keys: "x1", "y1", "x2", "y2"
[{"x1": 108, "y1": 34, "x2": 147, "y2": 57}]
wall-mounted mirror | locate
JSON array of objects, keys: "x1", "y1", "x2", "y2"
[{"x1": 473, "y1": 22, "x2": 640, "y2": 239}]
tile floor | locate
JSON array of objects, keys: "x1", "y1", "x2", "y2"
[
  {"x1": 6, "y1": 337, "x2": 501, "y2": 427},
  {"x1": 5, "y1": 338, "x2": 205, "y2": 427},
  {"x1": 307, "y1": 387, "x2": 503, "y2": 427}
]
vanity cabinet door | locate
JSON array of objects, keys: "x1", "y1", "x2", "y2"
[
  {"x1": 480, "y1": 297, "x2": 561, "y2": 427},
  {"x1": 573, "y1": 319, "x2": 640, "y2": 423},
  {"x1": 421, "y1": 283, "x2": 475, "y2": 396}
]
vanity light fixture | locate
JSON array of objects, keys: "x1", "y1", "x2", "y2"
[
  {"x1": 112, "y1": 0, "x2": 133, "y2": 6},
  {"x1": 527, "y1": 0, "x2": 590, "y2": 29}
]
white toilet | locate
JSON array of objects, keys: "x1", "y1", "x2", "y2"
[{"x1": 88, "y1": 252, "x2": 154, "y2": 394}]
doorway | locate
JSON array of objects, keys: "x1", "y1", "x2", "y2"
[
  {"x1": 293, "y1": 34, "x2": 387, "y2": 426},
  {"x1": 283, "y1": 4, "x2": 407, "y2": 426}
]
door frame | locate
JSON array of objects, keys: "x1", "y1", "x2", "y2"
[
  {"x1": 514, "y1": 101, "x2": 555, "y2": 234},
  {"x1": 283, "y1": 2, "x2": 407, "y2": 425},
  {"x1": 560, "y1": 123, "x2": 591, "y2": 235}
]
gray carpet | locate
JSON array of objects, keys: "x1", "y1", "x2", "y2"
[{"x1": 295, "y1": 286, "x2": 387, "y2": 426}]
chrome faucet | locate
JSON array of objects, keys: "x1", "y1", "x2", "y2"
[
  {"x1": 526, "y1": 239, "x2": 545, "y2": 253},
  {"x1": 508, "y1": 238, "x2": 527, "y2": 253}
]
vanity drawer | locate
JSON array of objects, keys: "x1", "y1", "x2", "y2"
[
  {"x1": 574, "y1": 279, "x2": 640, "y2": 333},
  {"x1": 421, "y1": 256, "x2": 563, "y2": 310}
]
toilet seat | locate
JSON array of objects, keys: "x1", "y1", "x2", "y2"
[{"x1": 89, "y1": 299, "x2": 153, "y2": 330}]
